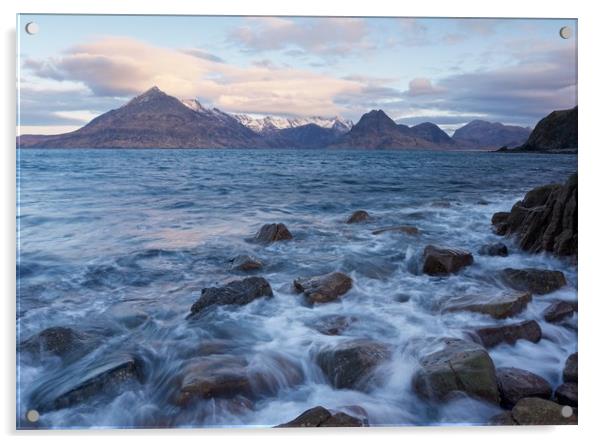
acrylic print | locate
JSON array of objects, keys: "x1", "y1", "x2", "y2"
[{"x1": 16, "y1": 15, "x2": 577, "y2": 429}]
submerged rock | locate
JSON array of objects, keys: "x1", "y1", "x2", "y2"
[
  {"x1": 563, "y1": 353, "x2": 578, "y2": 383},
  {"x1": 276, "y1": 406, "x2": 364, "y2": 427},
  {"x1": 293, "y1": 272, "x2": 352, "y2": 304},
  {"x1": 229, "y1": 254, "x2": 263, "y2": 272},
  {"x1": 312, "y1": 315, "x2": 356, "y2": 335},
  {"x1": 555, "y1": 382, "x2": 577, "y2": 407},
  {"x1": 501, "y1": 268, "x2": 566, "y2": 295},
  {"x1": 423, "y1": 245, "x2": 473, "y2": 276},
  {"x1": 475, "y1": 320, "x2": 542, "y2": 348},
  {"x1": 444, "y1": 292, "x2": 532, "y2": 319},
  {"x1": 254, "y1": 223, "x2": 293, "y2": 243},
  {"x1": 412, "y1": 338, "x2": 500, "y2": 404},
  {"x1": 478, "y1": 242, "x2": 509, "y2": 257},
  {"x1": 496, "y1": 367, "x2": 552, "y2": 408},
  {"x1": 372, "y1": 225, "x2": 420, "y2": 236},
  {"x1": 189, "y1": 277, "x2": 273, "y2": 316},
  {"x1": 543, "y1": 300, "x2": 577, "y2": 323},
  {"x1": 346, "y1": 210, "x2": 370, "y2": 224},
  {"x1": 316, "y1": 339, "x2": 390, "y2": 390},
  {"x1": 20, "y1": 326, "x2": 89, "y2": 359},
  {"x1": 510, "y1": 397, "x2": 577, "y2": 425}
]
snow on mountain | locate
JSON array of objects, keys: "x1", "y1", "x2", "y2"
[{"x1": 232, "y1": 114, "x2": 353, "y2": 134}]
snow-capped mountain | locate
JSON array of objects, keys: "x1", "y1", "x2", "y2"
[{"x1": 232, "y1": 114, "x2": 353, "y2": 135}]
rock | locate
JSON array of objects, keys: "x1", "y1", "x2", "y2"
[
  {"x1": 189, "y1": 277, "x2": 273, "y2": 316},
  {"x1": 423, "y1": 245, "x2": 473, "y2": 276},
  {"x1": 293, "y1": 272, "x2": 352, "y2": 304},
  {"x1": 489, "y1": 411, "x2": 517, "y2": 425},
  {"x1": 501, "y1": 268, "x2": 566, "y2": 295},
  {"x1": 230, "y1": 254, "x2": 263, "y2": 271},
  {"x1": 555, "y1": 382, "x2": 577, "y2": 407},
  {"x1": 492, "y1": 173, "x2": 577, "y2": 257},
  {"x1": 372, "y1": 225, "x2": 420, "y2": 236},
  {"x1": 496, "y1": 367, "x2": 552, "y2": 408},
  {"x1": 444, "y1": 292, "x2": 532, "y2": 319},
  {"x1": 475, "y1": 320, "x2": 542, "y2": 348},
  {"x1": 563, "y1": 353, "x2": 578, "y2": 383},
  {"x1": 510, "y1": 397, "x2": 577, "y2": 425},
  {"x1": 346, "y1": 210, "x2": 370, "y2": 224},
  {"x1": 276, "y1": 406, "x2": 364, "y2": 427},
  {"x1": 478, "y1": 243, "x2": 508, "y2": 257},
  {"x1": 412, "y1": 338, "x2": 500, "y2": 404},
  {"x1": 316, "y1": 339, "x2": 390, "y2": 389},
  {"x1": 543, "y1": 300, "x2": 577, "y2": 323},
  {"x1": 312, "y1": 315, "x2": 356, "y2": 335},
  {"x1": 520, "y1": 107, "x2": 578, "y2": 152},
  {"x1": 254, "y1": 223, "x2": 293, "y2": 243},
  {"x1": 20, "y1": 327, "x2": 87, "y2": 358}
]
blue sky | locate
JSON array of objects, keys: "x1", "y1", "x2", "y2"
[{"x1": 17, "y1": 15, "x2": 577, "y2": 134}]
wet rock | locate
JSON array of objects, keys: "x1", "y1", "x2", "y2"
[
  {"x1": 293, "y1": 272, "x2": 352, "y2": 304},
  {"x1": 444, "y1": 292, "x2": 532, "y2": 319},
  {"x1": 496, "y1": 367, "x2": 552, "y2": 408},
  {"x1": 312, "y1": 315, "x2": 356, "y2": 335},
  {"x1": 478, "y1": 243, "x2": 508, "y2": 257},
  {"x1": 189, "y1": 277, "x2": 273, "y2": 316},
  {"x1": 492, "y1": 173, "x2": 577, "y2": 258},
  {"x1": 316, "y1": 339, "x2": 391, "y2": 390},
  {"x1": 563, "y1": 353, "x2": 578, "y2": 383},
  {"x1": 489, "y1": 411, "x2": 517, "y2": 425},
  {"x1": 555, "y1": 382, "x2": 577, "y2": 407},
  {"x1": 254, "y1": 223, "x2": 293, "y2": 243},
  {"x1": 412, "y1": 338, "x2": 500, "y2": 404},
  {"x1": 543, "y1": 300, "x2": 577, "y2": 323},
  {"x1": 320, "y1": 412, "x2": 364, "y2": 427},
  {"x1": 475, "y1": 320, "x2": 542, "y2": 348},
  {"x1": 246, "y1": 352, "x2": 305, "y2": 396},
  {"x1": 422, "y1": 245, "x2": 474, "y2": 276},
  {"x1": 501, "y1": 268, "x2": 566, "y2": 295},
  {"x1": 395, "y1": 293, "x2": 411, "y2": 303},
  {"x1": 276, "y1": 406, "x2": 364, "y2": 427},
  {"x1": 372, "y1": 225, "x2": 420, "y2": 236},
  {"x1": 510, "y1": 397, "x2": 577, "y2": 425},
  {"x1": 230, "y1": 254, "x2": 263, "y2": 272},
  {"x1": 346, "y1": 210, "x2": 370, "y2": 224},
  {"x1": 20, "y1": 327, "x2": 88, "y2": 358}
]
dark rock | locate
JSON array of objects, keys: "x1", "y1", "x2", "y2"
[
  {"x1": 293, "y1": 272, "x2": 352, "y2": 304},
  {"x1": 20, "y1": 327, "x2": 87, "y2": 358},
  {"x1": 412, "y1": 338, "x2": 500, "y2": 404},
  {"x1": 491, "y1": 212, "x2": 510, "y2": 228},
  {"x1": 346, "y1": 210, "x2": 370, "y2": 224},
  {"x1": 230, "y1": 254, "x2": 263, "y2": 271},
  {"x1": 320, "y1": 412, "x2": 364, "y2": 427},
  {"x1": 489, "y1": 411, "x2": 517, "y2": 425},
  {"x1": 478, "y1": 243, "x2": 508, "y2": 257},
  {"x1": 555, "y1": 382, "x2": 577, "y2": 407},
  {"x1": 423, "y1": 245, "x2": 474, "y2": 276},
  {"x1": 254, "y1": 223, "x2": 293, "y2": 243},
  {"x1": 189, "y1": 277, "x2": 273, "y2": 316},
  {"x1": 510, "y1": 397, "x2": 577, "y2": 425},
  {"x1": 444, "y1": 292, "x2": 532, "y2": 319},
  {"x1": 372, "y1": 225, "x2": 420, "y2": 236},
  {"x1": 312, "y1": 315, "x2": 356, "y2": 335},
  {"x1": 316, "y1": 339, "x2": 390, "y2": 389},
  {"x1": 276, "y1": 406, "x2": 364, "y2": 427},
  {"x1": 496, "y1": 367, "x2": 552, "y2": 408},
  {"x1": 520, "y1": 107, "x2": 577, "y2": 152},
  {"x1": 501, "y1": 268, "x2": 566, "y2": 295},
  {"x1": 543, "y1": 300, "x2": 577, "y2": 323},
  {"x1": 563, "y1": 353, "x2": 578, "y2": 383},
  {"x1": 475, "y1": 320, "x2": 542, "y2": 348}
]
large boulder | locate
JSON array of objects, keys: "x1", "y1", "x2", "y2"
[
  {"x1": 276, "y1": 406, "x2": 364, "y2": 427},
  {"x1": 254, "y1": 223, "x2": 293, "y2": 243},
  {"x1": 555, "y1": 382, "x2": 577, "y2": 407},
  {"x1": 563, "y1": 353, "x2": 578, "y2": 383},
  {"x1": 229, "y1": 254, "x2": 263, "y2": 272},
  {"x1": 412, "y1": 338, "x2": 500, "y2": 404},
  {"x1": 475, "y1": 320, "x2": 542, "y2": 348},
  {"x1": 496, "y1": 367, "x2": 552, "y2": 408},
  {"x1": 444, "y1": 292, "x2": 532, "y2": 319},
  {"x1": 501, "y1": 268, "x2": 566, "y2": 295},
  {"x1": 543, "y1": 300, "x2": 577, "y2": 323},
  {"x1": 316, "y1": 340, "x2": 390, "y2": 390},
  {"x1": 293, "y1": 272, "x2": 352, "y2": 304},
  {"x1": 423, "y1": 245, "x2": 474, "y2": 276},
  {"x1": 510, "y1": 397, "x2": 577, "y2": 425},
  {"x1": 189, "y1": 277, "x2": 273, "y2": 316},
  {"x1": 492, "y1": 173, "x2": 577, "y2": 257},
  {"x1": 346, "y1": 210, "x2": 370, "y2": 224}
]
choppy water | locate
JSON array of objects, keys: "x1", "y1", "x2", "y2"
[{"x1": 17, "y1": 149, "x2": 577, "y2": 428}]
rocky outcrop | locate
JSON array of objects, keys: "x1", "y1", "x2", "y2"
[
  {"x1": 444, "y1": 292, "x2": 532, "y2": 319},
  {"x1": 422, "y1": 245, "x2": 474, "y2": 276},
  {"x1": 293, "y1": 272, "x2": 353, "y2": 304},
  {"x1": 372, "y1": 225, "x2": 420, "y2": 236},
  {"x1": 492, "y1": 173, "x2": 577, "y2": 257},
  {"x1": 316, "y1": 340, "x2": 390, "y2": 390},
  {"x1": 555, "y1": 382, "x2": 577, "y2": 407},
  {"x1": 478, "y1": 242, "x2": 508, "y2": 257},
  {"x1": 475, "y1": 320, "x2": 542, "y2": 348},
  {"x1": 276, "y1": 406, "x2": 364, "y2": 427},
  {"x1": 501, "y1": 268, "x2": 566, "y2": 295},
  {"x1": 254, "y1": 223, "x2": 293, "y2": 243},
  {"x1": 189, "y1": 277, "x2": 273, "y2": 316},
  {"x1": 543, "y1": 300, "x2": 577, "y2": 323},
  {"x1": 563, "y1": 353, "x2": 578, "y2": 383},
  {"x1": 346, "y1": 210, "x2": 370, "y2": 224},
  {"x1": 229, "y1": 255, "x2": 263, "y2": 272},
  {"x1": 509, "y1": 397, "x2": 577, "y2": 425},
  {"x1": 520, "y1": 107, "x2": 577, "y2": 152},
  {"x1": 496, "y1": 367, "x2": 552, "y2": 408},
  {"x1": 412, "y1": 338, "x2": 500, "y2": 404}
]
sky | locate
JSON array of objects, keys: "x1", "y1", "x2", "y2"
[{"x1": 17, "y1": 15, "x2": 577, "y2": 135}]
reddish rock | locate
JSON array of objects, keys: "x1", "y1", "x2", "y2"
[
  {"x1": 496, "y1": 367, "x2": 552, "y2": 408},
  {"x1": 254, "y1": 223, "x2": 293, "y2": 243},
  {"x1": 293, "y1": 272, "x2": 352, "y2": 304},
  {"x1": 346, "y1": 210, "x2": 370, "y2": 224},
  {"x1": 444, "y1": 292, "x2": 532, "y2": 319},
  {"x1": 501, "y1": 268, "x2": 566, "y2": 295},
  {"x1": 543, "y1": 300, "x2": 577, "y2": 323},
  {"x1": 423, "y1": 245, "x2": 473, "y2": 276},
  {"x1": 475, "y1": 320, "x2": 542, "y2": 348}
]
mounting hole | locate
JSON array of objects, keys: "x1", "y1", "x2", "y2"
[
  {"x1": 561, "y1": 405, "x2": 573, "y2": 418},
  {"x1": 25, "y1": 22, "x2": 39, "y2": 35},
  {"x1": 26, "y1": 409, "x2": 40, "y2": 422},
  {"x1": 559, "y1": 26, "x2": 572, "y2": 39}
]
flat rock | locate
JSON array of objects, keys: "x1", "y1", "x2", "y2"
[
  {"x1": 475, "y1": 320, "x2": 542, "y2": 348},
  {"x1": 293, "y1": 272, "x2": 352, "y2": 304},
  {"x1": 563, "y1": 353, "x2": 578, "y2": 383},
  {"x1": 372, "y1": 225, "x2": 420, "y2": 236},
  {"x1": 312, "y1": 315, "x2": 356, "y2": 335},
  {"x1": 478, "y1": 243, "x2": 508, "y2": 257},
  {"x1": 276, "y1": 406, "x2": 364, "y2": 427},
  {"x1": 501, "y1": 268, "x2": 566, "y2": 295},
  {"x1": 254, "y1": 223, "x2": 293, "y2": 243},
  {"x1": 423, "y1": 245, "x2": 474, "y2": 276},
  {"x1": 555, "y1": 382, "x2": 577, "y2": 407},
  {"x1": 189, "y1": 277, "x2": 273, "y2": 316},
  {"x1": 316, "y1": 339, "x2": 390, "y2": 390},
  {"x1": 230, "y1": 254, "x2": 263, "y2": 272},
  {"x1": 496, "y1": 367, "x2": 552, "y2": 408},
  {"x1": 510, "y1": 397, "x2": 577, "y2": 425},
  {"x1": 412, "y1": 338, "x2": 500, "y2": 404},
  {"x1": 543, "y1": 300, "x2": 577, "y2": 323},
  {"x1": 346, "y1": 210, "x2": 370, "y2": 224},
  {"x1": 444, "y1": 292, "x2": 532, "y2": 319}
]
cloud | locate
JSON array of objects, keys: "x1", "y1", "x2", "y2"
[{"x1": 406, "y1": 78, "x2": 446, "y2": 96}]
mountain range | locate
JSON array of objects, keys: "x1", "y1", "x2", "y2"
[{"x1": 19, "y1": 86, "x2": 539, "y2": 150}]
